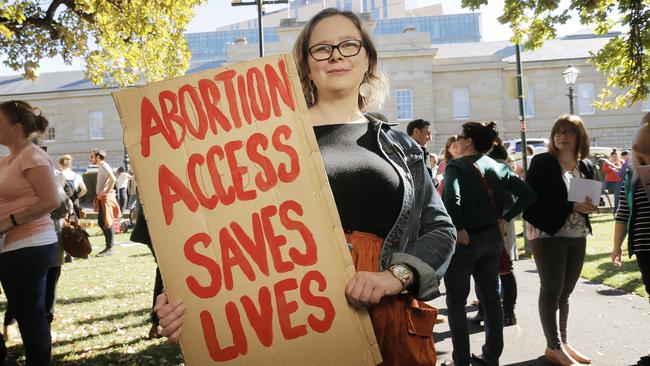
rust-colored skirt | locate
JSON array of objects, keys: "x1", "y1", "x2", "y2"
[{"x1": 346, "y1": 231, "x2": 438, "y2": 366}]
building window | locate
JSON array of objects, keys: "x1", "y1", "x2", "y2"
[
  {"x1": 44, "y1": 127, "x2": 55, "y2": 142},
  {"x1": 395, "y1": 89, "x2": 413, "y2": 121},
  {"x1": 344, "y1": 0, "x2": 352, "y2": 10},
  {"x1": 524, "y1": 85, "x2": 535, "y2": 118},
  {"x1": 453, "y1": 87, "x2": 470, "y2": 120},
  {"x1": 577, "y1": 82, "x2": 595, "y2": 115},
  {"x1": 89, "y1": 111, "x2": 104, "y2": 140}
]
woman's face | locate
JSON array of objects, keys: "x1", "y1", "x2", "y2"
[
  {"x1": 307, "y1": 15, "x2": 369, "y2": 100},
  {"x1": 0, "y1": 110, "x2": 22, "y2": 146},
  {"x1": 449, "y1": 141, "x2": 461, "y2": 158},
  {"x1": 552, "y1": 128, "x2": 578, "y2": 155}
]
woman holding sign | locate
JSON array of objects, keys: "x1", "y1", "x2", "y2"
[
  {"x1": 0, "y1": 100, "x2": 60, "y2": 366},
  {"x1": 523, "y1": 114, "x2": 596, "y2": 366},
  {"x1": 155, "y1": 8, "x2": 456, "y2": 366}
]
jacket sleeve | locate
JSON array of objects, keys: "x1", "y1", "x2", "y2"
[
  {"x1": 442, "y1": 164, "x2": 464, "y2": 231},
  {"x1": 388, "y1": 157, "x2": 457, "y2": 301},
  {"x1": 502, "y1": 169, "x2": 537, "y2": 222},
  {"x1": 523, "y1": 154, "x2": 572, "y2": 233}
]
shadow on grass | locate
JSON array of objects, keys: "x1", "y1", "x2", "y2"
[
  {"x1": 53, "y1": 318, "x2": 151, "y2": 348},
  {"x1": 51, "y1": 338, "x2": 183, "y2": 366},
  {"x1": 76, "y1": 307, "x2": 150, "y2": 325},
  {"x1": 56, "y1": 290, "x2": 150, "y2": 305},
  {"x1": 581, "y1": 252, "x2": 644, "y2": 295}
]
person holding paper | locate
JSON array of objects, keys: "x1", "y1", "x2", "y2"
[
  {"x1": 523, "y1": 114, "x2": 596, "y2": 366},
  {"x1": 154, "y1": 8, "x2": 456, "y2": 366},
  {"x1": 612, "y1": 114, "x2": 650, "y2": 366},
  {"x1": 0, "y1": 100, "x2": 61, "y2": 366},
  {"x1": 442, "y1": 121, "x2": 536, "y2": 366}
]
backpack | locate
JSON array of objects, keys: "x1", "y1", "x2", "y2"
[{"x1": 63, "y1": 178, "x2": 79, "y2": 201}]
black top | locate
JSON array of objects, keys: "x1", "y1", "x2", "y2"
[
  {"x1": 314, "y1": 123, "x2": 403, "y2": 238},
  {"x1": 523, "y1": 152, "x2": 594, "y2": 236},
  {"x1": 616, "y1": 182, "x2": 650, "y2": 254}
]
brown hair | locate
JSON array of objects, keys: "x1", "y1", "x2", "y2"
[
  {"x1": 292, "y1": 8, "x2": 385, "y2": 110},
  {"x1": 0, "y1": 100, "x2": 49, "y2": 137},
  {"x1": 547, "y1": 114, "x2": 590, "y2": 160},
  {"x1": 444, "y1": 135, "x2": 458, "y2": 162}
]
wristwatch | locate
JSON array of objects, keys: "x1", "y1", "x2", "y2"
[{"x1": 387, "y1": 264, "x2": 414, "y2": 290}]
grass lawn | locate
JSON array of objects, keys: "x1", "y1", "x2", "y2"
[
  {"x1": 516, "y1": 213, "x2": 648, "y2": 298},
  {"x1": 1, "y1": 233, "x2": 183, "y2": 366},
  {"x1": 0, "y1": 213, "x2": 645, "y2": 365}
]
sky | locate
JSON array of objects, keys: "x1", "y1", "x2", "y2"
[{"x1": 0, "y1": 0, "x2": 592, "y2": 76}]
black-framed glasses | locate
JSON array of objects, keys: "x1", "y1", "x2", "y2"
[{"x1": 308, "y1": 39, "x2": 364, "y2": 61}]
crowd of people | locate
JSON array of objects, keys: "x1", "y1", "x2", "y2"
[{"x1": 0, "y1": 7, "x2": 648, "y2": 366}]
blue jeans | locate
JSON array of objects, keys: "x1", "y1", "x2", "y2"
[
  {"x1": 444, "y1": 226, "x2": 504, "y2": 366},
  {"x1": 603, "y1": 181, "x2": 621, "y2": 212},
  {"x1": 0, "y1": 243, "x2": 56, "y2": 366}
]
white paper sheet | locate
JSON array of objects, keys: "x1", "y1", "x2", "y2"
[{"x1": 567, "y1": 177, "x2": 602, "y2": 203}]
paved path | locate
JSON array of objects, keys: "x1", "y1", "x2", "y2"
[{"x1": 428, "y1": 258, "x2": 649, "y2": 366}]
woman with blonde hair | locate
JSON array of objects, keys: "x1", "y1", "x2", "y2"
[
  {"x1": 153, "y1": 8, "x2": 456, "y2": 366},
  {"x1": 523, "y1": 114, "x2": 596, "y2": 366}
]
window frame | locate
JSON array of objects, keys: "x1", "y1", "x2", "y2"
[
  {"x1": 577, "y1": 82, "x2": 595, "y2": 115},
  {"x1": 395, "y1": 88, "x2": 413, "y2": 121},
  {"x1": 452, "y1": 87, "x2": 470, "y2": 120},
  {"x1": 89, "y1": 110, "x2": 105, "y2": 140},
  {"x1": 44, "y1": 126, "x2": 56, "y2": 143}
]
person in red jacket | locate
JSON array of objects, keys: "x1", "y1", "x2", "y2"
[{"x1": 602, "y1": 149, "x2": 623, "y2": 212}]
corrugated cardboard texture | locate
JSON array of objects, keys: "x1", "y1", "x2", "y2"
[{"x1": 112, "y1": 54, "x2": 381, "y2": 366}]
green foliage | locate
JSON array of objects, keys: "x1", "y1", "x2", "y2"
[
  {"x1": 0, "y1": 0, "x2": 206, "y2": 87},
  {"x1": 462, "y1": 0, "x2": 650, "y2": 109}
]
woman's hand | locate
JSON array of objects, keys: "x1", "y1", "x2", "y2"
[
  {"x1": 345, "y1": 271, "x2": 403, "y2": 308},
  {"x1": 573, "y1": 197, "x2": 596, "y2": 214},
  {"x1": 456, "y1": 229, "x2": 470, "y2": 245},
  {"x1": 154, "y1": 293, "x2": 186, "y2": 344},
  {"x1": 611, "y1": 246, "x2": 623, "y2": 268}
]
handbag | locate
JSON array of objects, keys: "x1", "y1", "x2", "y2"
[{"x1": 60, "y1": 212, "x2": 92, "y2": 259}]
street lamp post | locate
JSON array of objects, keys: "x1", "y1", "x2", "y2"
[
  {"x1": 562, "y1": 65, "x2": 580, "y2": 114},
  {"x1": 231, "y1": 0, "x2": 290, "y2": 58}
]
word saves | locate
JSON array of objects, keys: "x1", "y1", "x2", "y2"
[{"x1": 185, "y1": 200, "x2": 335, "y2": 362}]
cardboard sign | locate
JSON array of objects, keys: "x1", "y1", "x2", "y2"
[{"x1": 111, "y1": 54, "x2": 381, "y2": 366}]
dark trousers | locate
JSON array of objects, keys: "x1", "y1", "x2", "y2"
[
  {"x1": 636, "y1": 251, "x2": 650, "y2": 295},
  {"x1": 0, "y1": 244, "x2": 56, "y2": 366},
  {"x1": 147, "y1": 244, "x2": 164, "y2": 324},
  {"x1": 97, "y1": 203, "x2": 114, "y2": 248},
  {"x1": 445, "y1": 226, "x2": 504, "y2": 366},
  {"x1": 531, "y1": 237, "x2": 586, "y2": 349},
  {"x1": 603, "y1": 181, "x2": 621, "y2": 212},
  {"x1": 117, "y1": 188, "x2": 127, "y2": 211},
  {"x1": 44, "y1": 266, "x2": 61, "y2": 324},
  {"x1": 5, "y1": 266, "x2": 61, "y2": 326}
]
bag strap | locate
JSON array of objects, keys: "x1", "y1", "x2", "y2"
[{"x1": 463, "y1": 156, "x2": 500, "y2": 222}]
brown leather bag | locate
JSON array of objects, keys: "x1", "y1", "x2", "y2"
[{"x1": 60, "y1": 212, "x2": 92, "y2": 259}]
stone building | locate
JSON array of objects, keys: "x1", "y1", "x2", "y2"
[{"x1": 1, "y1": 7, "x2": 647, "y2": 165}]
